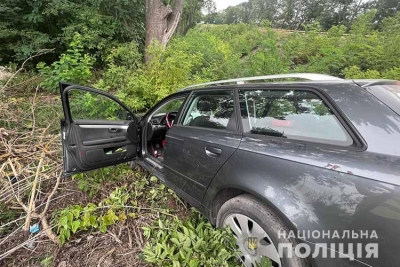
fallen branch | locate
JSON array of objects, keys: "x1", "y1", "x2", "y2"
[
  {"x1": 1, "y1": 49, "x2": 54, "y2": 90},
  {"x1": 23, "y1": 154, "x2": 44, "y2": 230}
]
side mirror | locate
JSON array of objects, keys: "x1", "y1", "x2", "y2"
[
  {"x1": 126, "y1": 112, "x2": 133, "y2": 120},
  {"x1": 116, "y1": 110, "x2": 133, "y2": 121}
]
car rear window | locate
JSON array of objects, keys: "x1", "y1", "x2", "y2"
[
  {"x1": 239, "y1": 89, "x2": 353, "y2": 146},
  {"x1": 366, "y1": 84, "x2": 400, "y2": 116}
]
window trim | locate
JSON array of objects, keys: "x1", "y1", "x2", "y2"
[
  {"x1": 63, "y1": 84, "x2": 136, "y2": 124},
  {"x1": 177, "y1": 88, "x2": 239, "y2": 133},
  {"x1": 235, "y1": 85, "x2": 366, "y2": 151}
]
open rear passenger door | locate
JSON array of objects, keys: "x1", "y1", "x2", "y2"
[{"x1": 60, "y1": 82, "x2": 139, "y2": 176}]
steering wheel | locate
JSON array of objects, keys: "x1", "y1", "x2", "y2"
[{"x1": 165, "y1": 112, "x2": 177, "y2": 129}]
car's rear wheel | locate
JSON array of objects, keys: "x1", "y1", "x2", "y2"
[{"x1": 216, "y1": 194, "x2": 306, "y2": 267}]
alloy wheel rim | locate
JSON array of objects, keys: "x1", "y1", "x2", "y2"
[{"x1": 223, "y1": 213, "x2": 282, "y2": 267}]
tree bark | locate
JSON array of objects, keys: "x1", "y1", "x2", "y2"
[{"x1": 145, "y1": 0, "x2": 184, "y2": 62}]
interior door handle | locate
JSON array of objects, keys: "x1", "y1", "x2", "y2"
[
  {"x1": 109, "y1": 128, "x2": 119, "y2": 133},
  {"x1": 205, "y1": 146, "x2": 222, "y2": 157}
]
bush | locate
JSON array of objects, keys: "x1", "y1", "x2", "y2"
[{"x1": 37, "y1": 34, "x2": 94, "y2": 91}]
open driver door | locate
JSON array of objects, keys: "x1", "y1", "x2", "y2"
[{"x1": 60, "y1": 82, "x2": 139, "y2": 176}]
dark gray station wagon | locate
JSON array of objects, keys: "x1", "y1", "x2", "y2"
[{"x1": 60, "y1": 74, "x2": 400, "y2": 267}]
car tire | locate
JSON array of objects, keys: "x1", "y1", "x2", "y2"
[{"x1": 216, "y1": 194, "x2": 307, "y2": 267}]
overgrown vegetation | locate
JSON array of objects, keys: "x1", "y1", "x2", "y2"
[
  {"x1": 0, "y1": 0, "x2": 145, "y2": 65},
  {"x1": 204, "y1": 0, "x2": 399, "y2": 31},
  {"x1": 56, "y1": 166, "x2": 185, "y2": 244},
  {"x1": 37, "y1": 34, "x2": 94, "y2": 92},
  {"x1": 59, "y1": 13, "x2": 400, "y2": 112},
  {"x1": 142, "y1": 213, "x2": 238, "y2": 267},
  {"x1": 1, "y1": 0, "x2": 400, "y2": 265},
  {"x1": 52, "y1": 165, "x2": 244, "y2": 266}
]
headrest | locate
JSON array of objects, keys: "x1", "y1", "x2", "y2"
[{"x1": 197, "y1": 97, "x2": 218, "y2": 111}]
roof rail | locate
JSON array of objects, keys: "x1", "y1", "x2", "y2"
[
  {"x1": 181, "y1": 73, "x2": 342, "y2": 90},
  {"x1": 352, "y1": 79, "x2": 398, "y2": 87}
]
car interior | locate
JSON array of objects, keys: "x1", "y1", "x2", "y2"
[{"x1": 145, "y1": 98, "x2": 185, "y2": 161}]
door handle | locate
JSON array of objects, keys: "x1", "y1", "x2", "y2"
[
  {"x1": 205, "y1": 146, "x2": 222, "y2": 157},
  {"x1": 109, "y1": 128, "x2": 119, "y2": 133}
]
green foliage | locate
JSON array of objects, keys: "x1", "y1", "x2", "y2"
[
  {"x1": 343, "y1": 66, "x2": 400, "y2": 80},
  {"x1": 350, "y1": 10, "x2": 378, "y2": 35},
  {"x1": 203, "y1": 0, "x2": 399, "y2": 31},
  {"x1": 37, "y1": 34, "x2": 94, "y2": 91},
  {"x1": 243, "y1": 30, "x2": 291, "y2": 76},
  {"x1": 72, "y1": 166, "x2": 128, "y2": 197},
  {"x1": 0, "y1": 203, "x2": 20, "y2": 236},
  {"x1": 179, "y1": 0, "x2": 214, "y2": 35},
  {"x1": 343, "y1": 66, "x2": 381, "y2": 79},
  {"x1": 0, "y1": 0, "x2": 144, "y2": 65},
  {"x1": 256, "y1": 257, "x2": 273, "y2": 267},
  {"x1": 92, "y1": 21, "x2": 400, "y2": 114},
  {"x1": 142, "y1": 212, "x2": 238, "y2": 267},
  {"x1": 40, "y1": 256, "x2": 53, "y2": 267},
  {"x1": 57, "y1": 165, "x2": 184, "y2": 244},
  {"x1": 56, "y1": 186, "x2": 132, "y2": 244}
]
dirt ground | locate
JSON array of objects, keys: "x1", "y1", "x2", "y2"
[{"x1": 0, "y1": 171, "x2": 189, "y2": 267}]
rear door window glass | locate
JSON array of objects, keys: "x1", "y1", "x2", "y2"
[
  {"x1": 239, "y1": 89, "x2": 353, "y2": 146},
  {"x1": 182, "y1": 90, "x2": 235, "y2": 130}
]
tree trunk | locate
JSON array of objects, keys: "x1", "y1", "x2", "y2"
[{"x1": 145, "y1": 0, "x2": 184, "y2": 62}]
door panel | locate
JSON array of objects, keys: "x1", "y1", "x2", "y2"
[
  {"x1": 60, "y1": 82, "x2": 139, "y2": 176},
  {"x1": 163, "y1": 90, "x2": 241, "y2": 207},
  {"x1": 164, "y1": 126, "x2": 241, "y2": 207}
]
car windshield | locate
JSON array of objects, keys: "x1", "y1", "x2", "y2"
[{"x1": 367, "y1": 83, "x2": 400, "y2": 116}]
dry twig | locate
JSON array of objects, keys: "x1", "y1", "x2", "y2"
[{"x1": 1, "y1": 49, "x2": 54, "y2": 90}]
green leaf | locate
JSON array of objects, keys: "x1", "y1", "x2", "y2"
[
  {"x1": 189, "y1": 258, "x2": 200, "y2": 267},
  {"x1": 170, "y1": 238, "x2": 180, "y2": 245},
  {"x1": 71, "y1": 220, "x2": 81, "y2": 233},
  {"x1": 99, "y1": 223, "x2": 107, "y2": 233},
  {"x1": 59, "y1": 216, "x2": 68, "y2": 229}
]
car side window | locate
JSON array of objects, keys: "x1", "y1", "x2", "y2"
[
  {"x1": 182, "y1": 90, "x2": 235, "y2": 130},
  {"x1": 239, "y1": 89, "x2": 353, "y2": 146},
  {"x1": 153, "y1": 97, "x2": 185, "y2": 116},
  {"x1": 68, "y1": 89, "x2": 131, "y2": 121}
]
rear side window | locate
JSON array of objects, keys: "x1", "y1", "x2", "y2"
[
  {"x1": 182, "y1": 90, "x2": 235, "y2": 130},
  {"x1": 367, "y1": 84, "x2": 400, "y2": 116},
  {"x1": 239, "y1": 89, "x2": 353, "y2": 146}
]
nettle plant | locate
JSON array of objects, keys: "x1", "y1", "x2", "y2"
[{"x1": 142, "y1": 211, "x2": 239, "y2": 267}]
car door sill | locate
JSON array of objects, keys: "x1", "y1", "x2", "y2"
[
  {"x1": 137, "y1": 159, "x2": 165, "y2": 182},
  {"x1": 144, "y1": 157, "x2": 164, "y2": 171}
]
